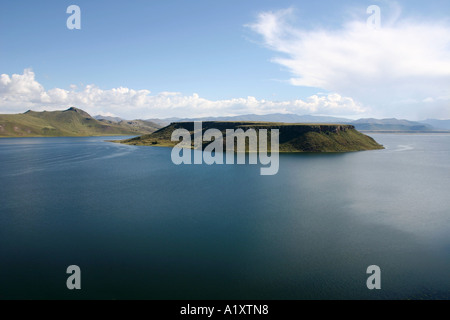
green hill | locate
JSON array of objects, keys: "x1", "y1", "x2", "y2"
[
  {"x1": 118, "y1": 121, "x2": 384, "y2": 152},
  {"x1": 0, "y1": 107, "x2": 161, "y2": 137}
]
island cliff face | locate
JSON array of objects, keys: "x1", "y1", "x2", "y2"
[{"x1": 119, "y1": 121, "x2": 384, "y2": 152}]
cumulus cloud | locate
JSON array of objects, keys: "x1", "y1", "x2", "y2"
[
  {"x1": 0, "y1": 69, "x2": 365, "y2": 119},
  {"x1": 247, "y1": 6, "x2": 450, "y2": 119}
]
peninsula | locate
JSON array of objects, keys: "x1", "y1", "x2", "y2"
[{"x1": 119, "y1": 121, "x2": 384, "y2": 152}]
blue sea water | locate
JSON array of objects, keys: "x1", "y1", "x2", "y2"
[{"x1": 0, "y1": 134, "x2": 449, "y2": 299}]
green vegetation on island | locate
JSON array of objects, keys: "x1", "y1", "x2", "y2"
[
  {"x1": 0, "y1": 107, "x2": 161, "y2": 137},
  {"x1": 118, "y1": 121, "x2": 384, "y2": 152}
]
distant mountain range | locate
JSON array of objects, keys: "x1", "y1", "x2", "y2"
[
  {"x1": 133, "y1": 113, "x2": 450, "y2": 132},
  {"x1": 351, "y1": 118, "x2": 434, "y2": 132},
  {"x1": 0, "y1": 107, "x2": 161, "y2": 137},
  {"x1": 1, "y1": 108, "x2": 449, "y2": 138},
  {"x1": 138, "y1": 114, "x2": 353, "y2": 127},
  {"x1": 419, "y1": 119, "x2": 450, "y2": 130}
]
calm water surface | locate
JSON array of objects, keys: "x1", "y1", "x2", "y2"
[{"x1": 0, "y1": 134, "x2": 449, "y2": 299}]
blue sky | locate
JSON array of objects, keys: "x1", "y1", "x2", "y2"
[{"x1": 1, "y1": 0, "x2": 449, "y2": 120}]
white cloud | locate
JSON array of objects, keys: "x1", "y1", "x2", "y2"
[
  {"x1": 0, "y1": 69, "x2": 44, "y2": 95},
  {"x1": 247, "y1": 7, "x2": 450, "y2": 119},
  {"x1": 0, "y1": 69, "x2": 365, "y2": 119}
]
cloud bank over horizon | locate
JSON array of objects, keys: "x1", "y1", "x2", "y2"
[
  {"x1": 247, "y1": 6, "x2": 450, "y2": 120},
  {"x1": 0, "y1": 69, "x2": 365, "y2": 119}
]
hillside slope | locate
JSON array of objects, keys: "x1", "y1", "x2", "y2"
[
  {"x1": 119, "y1": 121, "x2": 384, "y2": 152},
  {"x1": 0, "y1": 108, "x2": 161, "y2": 137}
]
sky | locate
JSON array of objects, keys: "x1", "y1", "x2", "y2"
[{"x1": 0, "y1": 0, "x2": 449, "y2": 120}]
